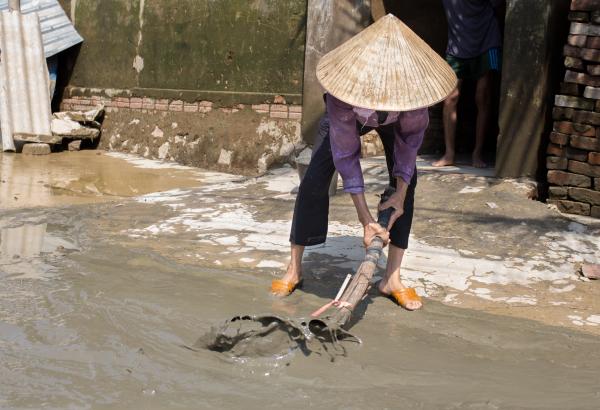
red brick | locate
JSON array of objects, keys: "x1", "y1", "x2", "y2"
[
  {"x1": 130, "y1": 97, "x2": 142, "y2": 104},
  {"x1": 547, "y1": 143, "x2": 565, "y2": 156},
  {"x1": 116, "y1": 101, "x2": 130, "y2": 108},
  {"x1": 571, "y1": 134, "x2": 600, "y2": 150},
  {"x1": 252, "y1": 104, "x2": 270, "y2": 112},
  {"x1": 553, "y1": 121, "x2": 596, "y2": 136},
  {"x1": 569, "y1": 160, "x2": 600, "y2": 177},
  {"x1": 565, "y1": 56, "x2": 585, "y2": 70},
  {"x1": 130, "y1": 101, "x2": 142, "y2": 109},
  {"x1": 155, "y1": 103, "x2": 168, "y2": 111},
  {"x1": 565, "y1": 70, "x2": 600, "y2": 86},
  {"x1": 549, "y1": 186, "x2": 568, "y2": 199},
  {"x1": 142, "y1": 98, "x2": 155, "y2": 109},
  {"x1": 547, "y1": 156, "x2": 569, "y2": 170},
  {"x1": 571, "y1": 0, "x2": 600, "y2": 11},
  {"x1": 289, "y1": 112, "x2": 302, "y2": 120},
  {"x1": 199, "y1": 100, "x2": 213, "y2": 107},
  {"x1": 567, "y1": 145, "x2": 592, "y2": 160},
  {"x1": 169, "y1": 100, "x2": 183, "y2": 112},
  {"x1": 547, "y1": 170, "x2": 592, "y2": 187},
  {"x1": 270, "y1": 111, "x2": 288, "y2": 119},
  {"x1": 184, "y1": 102, "x2": 198, "y2": 112},
  {"x1": 550, "y1": 199, "x2": 591, "y2": 215},
  {"x1": 559, "y1": 82, "x2": 581, "y2": 95},
  {"x1": 589, "y1": 151, "x2": 600, "y2": 164},
  {"x1": 270, "y1": 104, "x2": 288, "y2": 113},
  {"x1": 550, "y1": 132, "x2": 570, "y2": 145},
  {"x1": 569, "y1": 11, "x2": 590, "y2": 22},
  {"x1": 569, "y1": 187, "x2": 600, "y2": 205},
  {"x1": 569, "y1": 34, "x2": 588, "y2": 47},
  {"x1": 570, "y1": 22, "x2": 600, "y2": 37},
  {"x1": 289, "y1": 105, "x2": 303, "y2": 113},
  {"x1": 553, "y1": 107, "x2": 575, "y2": 120},
  {"x1": 573, "y1": 109, "x2": 600, "y2": 125}
]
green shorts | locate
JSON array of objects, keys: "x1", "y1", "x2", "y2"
[{"x1": 446, "y1": 48, "x2": 502, "y2": 80}]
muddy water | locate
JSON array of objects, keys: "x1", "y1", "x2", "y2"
[
  {"x1": 0, "y1": 151, "x2": 201, "y2": 209},
  {"x1": 1, "y1": 153, "x2": 600, "y2": 409}
]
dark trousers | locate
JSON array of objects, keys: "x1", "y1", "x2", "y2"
[{"x1": 289, "y1": 114, "x2": 417, "y2": 249}]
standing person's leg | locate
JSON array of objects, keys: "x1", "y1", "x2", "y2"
[
  {"x1": 272, "y1": 115, "x2": 336, "y2": 295},
  {"x1": 473, "y1": 70, "x2": 492, "y2": 168},
  {"x1": 373, "y1": 126, "x2": 421, "y2": 310},
  {"x1": 433, "y1": 81, "x2": 462, "y2": 167}
]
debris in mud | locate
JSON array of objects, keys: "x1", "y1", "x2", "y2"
[
  {"x1": 51, "y1": 107, "x2": 104, "y2": 141},
  {"x1": 186, "y1": 315, "x2": 359, "y2": 362},
  {"x1": 581, "y1": 263, "x2": 600, "y2": 280}
]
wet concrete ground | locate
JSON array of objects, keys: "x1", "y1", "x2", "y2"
[{"x1": 1, "y1": 150, "x2": 599, "y2": 409}]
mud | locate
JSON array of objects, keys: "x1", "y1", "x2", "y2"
[{"x1": 1, "y1": 152, "x2": 600, "y2": 409}]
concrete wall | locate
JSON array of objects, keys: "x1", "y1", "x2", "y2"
[{"x1": 59, "y1": 0, "x2": 307, "y2": 175}]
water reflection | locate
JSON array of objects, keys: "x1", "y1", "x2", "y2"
[{"x1": 0, "y1": 223, "x2": 75, "y2": 259}]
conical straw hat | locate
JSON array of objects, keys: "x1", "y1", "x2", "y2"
[{"x1": 316, "y1": 14, "x2": 457, "y2": 111}]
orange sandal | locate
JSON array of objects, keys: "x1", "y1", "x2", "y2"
[
  {"x1": 270, "y1": 279, "x2": 302, "y2": 297},
  {"x1": 387, "y1": 288, "x2": 422, "y2": 311}
]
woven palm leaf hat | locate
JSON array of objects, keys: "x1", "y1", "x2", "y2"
[{"x1": 316, "y1": 14, "x2": 457, "y2": 111}]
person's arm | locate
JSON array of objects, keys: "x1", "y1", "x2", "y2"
[
  {"x1": 326, "y1": 95, "x2": 389, "y2": 246},
  {"x1": 379, "y1": 108, "x2": 429, "y2": 229}
]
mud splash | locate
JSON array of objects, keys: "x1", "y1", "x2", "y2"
[{"x1": 189, "y1": 314, "x2": 361, "y2": 363}]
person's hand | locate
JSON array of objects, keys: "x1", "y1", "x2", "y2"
[
  {"x1": 363, "y1": 222, "x2": 389, "y2": 248},
  {"x1": 378, "y1": 191, "x2": 406, "y2": 230}
]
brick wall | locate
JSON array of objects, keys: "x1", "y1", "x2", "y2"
[
  {"x1": 60, "y1": 92, "x2": 303, "y2": 122},
  {"x1": 547, "y1": 0, "x2": 600, "y2": 218}
]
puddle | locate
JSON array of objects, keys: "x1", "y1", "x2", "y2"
[
  {"x1": 0, "y1": 223, "x2": 76, "y2": 260},
  {"x1": 0, "y1": 150, "x2": 202, "y2": 209}
]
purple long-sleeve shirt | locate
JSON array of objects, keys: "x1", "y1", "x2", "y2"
[{"x1": 326, "y1": 94, "x2": 429, "y2": 194}]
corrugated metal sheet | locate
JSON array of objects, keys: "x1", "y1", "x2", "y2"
[
  {"x1": 0, "y1": 11, "x2": 53, "y2": 151},
  {"x1": 0, "y1": 0, "x2": 83, "y2": 58}
]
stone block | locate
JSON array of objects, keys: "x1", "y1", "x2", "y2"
[
  {"x1": 596, "y1": 99, "x2": 600, "y2": 112},
  {"x1": 573, "y1": 109, "x2": 600, "y2": 124},
  {"x1": 569, "y1": 187, "x2": 600, "y2": 204},
  {"x1": 596, "y1": 177, "x2": 600, "y2": 190},
  {"x1": 21, "y1": 143, "x2": 51, "y2": 155},
  {"x1": 567, "y1": 145, "x2": 592, "y2": 160},
  {"x1": 552, "y1": 199, "x2": 591, "y2": 215},
  {"x1": 554, "y1": 95, "x2": 594, "y2": 110},
  {"x1": 571, "y1": 134, "x2": 600, "y2": 150},
  {"x1": 547, "y1": 143, "x2": 565, "y2": 156},
  {"x1": 571, "y1": 0, "x2": 600, "y2": 11},
  {"x1": 547, "y1": 156, "x2": 568, "y2": 169},
  {"x1": 252, "y1": 104, "x2": 269, "y2": 113},
  {"x1": 589, "y1": 151, "x2": 600, "y2": 164},
  {"x1": 569, "y1": 34, "x2": 588, "y2": 47},
  {"x1": 547, "y1": 170, "x2": 591, "y2": 187},
  {"x1": 569, "y1": 160, "x2": 600, "y2": 176},
  {"x1": 593, "y1": 10, "x2": 600, "y2": 24},
  {"x1": 68, "y1": 140, "x2": 81, "y2": 151},
  {"x1": 549, "y1": 132, "x2": 569, "y2": 145},
  {"x1": 592, "y1": 206, "x2": 600, "y2": 217},
  {"x1": 549, "y1": 186, "x2": 568, "y2": 199},
  {"x1": 584, "y1": 86, "x2": 600, "y2": 99},
  {"x1": 569, "y1": 11, "x2": 590, "y2": 22}
]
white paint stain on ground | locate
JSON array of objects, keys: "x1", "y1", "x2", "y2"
[{"x1": 459, "y1": 186, "x2": 485, "y2": 194}]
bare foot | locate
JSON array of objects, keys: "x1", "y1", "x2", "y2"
[
  {"x1": 378, "y1": 276, "x2": 422, "y2": 311},
  {"x1": 472, "y1": 154, "x2": 487, "y2": 168},
  {"x1": 432, "y1": 154, "x2": 455, "y2": 167}
]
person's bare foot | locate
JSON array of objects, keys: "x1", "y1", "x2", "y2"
[
  {"x1": 472, "y1": 153, "x2": 487, "y2": 168},
  {"x1": 432, "y1": 154, "x2": 455, "y2": 167},
  {"x1": 378, "y1": 274, "x2": 422, "y2": 310}
]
